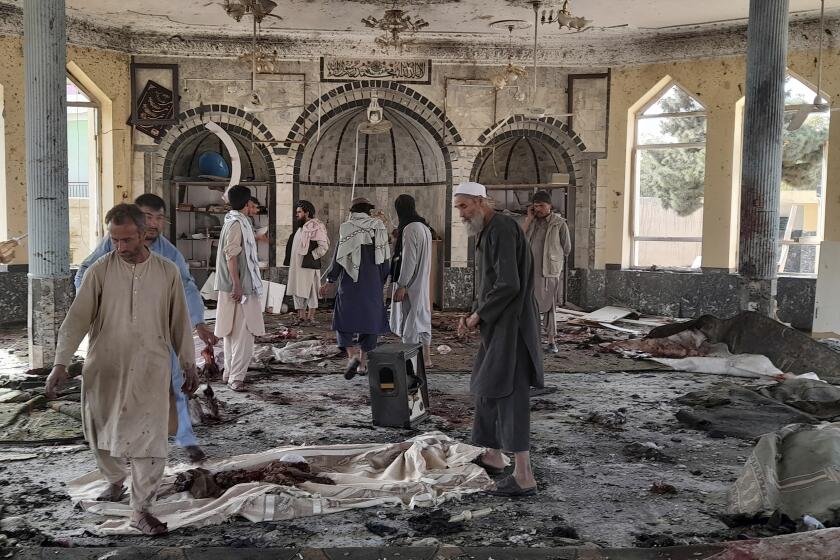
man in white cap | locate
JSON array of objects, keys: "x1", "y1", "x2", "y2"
[{"x1": 454, "y1": 181, "x2": 544, "y2": 497}]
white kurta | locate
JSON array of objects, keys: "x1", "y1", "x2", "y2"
[
  {"x1": 389, "y1": 222, "x2": 432, "y2": 344},
  {"x1": 287, "y1": 227, "x2": 329, "y2": 302},
  {"x1": 54, "y1": 252, "x2": 194, "y2": 459}
]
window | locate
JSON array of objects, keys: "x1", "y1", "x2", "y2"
[
  {"x1": 632, "y1": 83, "x2": 706, "y2": 268},
  {"x1": 778, "y1": 74, "x2": 828, "y2": 275},
  {"x1": 67, "y1": 76, "x2": 100, "y2": 266}
]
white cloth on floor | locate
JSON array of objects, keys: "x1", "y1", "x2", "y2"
[{"x1": 67, "y1": 432, "x2": 495, "y2": 535}]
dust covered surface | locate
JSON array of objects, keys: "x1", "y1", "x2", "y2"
[{"x1": 0, "y1": 314, "x2": 760, "y2": 550}]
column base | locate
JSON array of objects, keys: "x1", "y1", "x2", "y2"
[
  {"x1": 28, "y1": 275, "x2": 73, "y2": 368},
  {"x1": 738, "y1": 276, "x2": 778, "y2": 318}
]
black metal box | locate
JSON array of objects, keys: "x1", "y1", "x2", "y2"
[{"x1": 367, "y1": 343, "x2": 430, "y2": 428}]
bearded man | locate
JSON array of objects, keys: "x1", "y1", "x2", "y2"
[{"x1": 453, "y1": 181, "x2": 544, "y2": 497}]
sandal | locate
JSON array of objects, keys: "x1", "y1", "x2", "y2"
[
  {"x1": 487, "y1": 475, "x2": 537, "y2": 497},
  {"x1": 228, "y1": 380, "x2": 247, "y2": 392},
  {"x1": 344, "y1": 358, "x2": 361, "y2": 380},
  {"x1": 95, "y1": 483, "x2": 127, "y2": 502},
  {"x1": 130, "y1": 512, "x2": 168, "y2": 536}
]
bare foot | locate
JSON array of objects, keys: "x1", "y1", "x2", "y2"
[{"x1": 480, "y1": 451, "x2": 506, "y2": 470}]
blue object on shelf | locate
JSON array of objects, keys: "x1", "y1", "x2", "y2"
[{"x1": 197, "y1": 151, "x2": 230, "y2": 178}]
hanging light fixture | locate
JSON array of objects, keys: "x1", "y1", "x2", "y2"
[
  {"x1": 223, "y1": 0, "x2": 279, "y2": 24},
  {"x1": 220, "y1": 0, "x2": 284, "y2": 113},
  {"x1": 490, "y1": 21, "x2": 530, "y2": 91},
  {"x1": 361, "y1": 1, "x2": 429, "y2": 50},
  {"x1": 540, "y1": 0, "x2": 592, "y2": 32}
]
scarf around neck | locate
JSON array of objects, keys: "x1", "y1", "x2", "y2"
[
  {"x1": 336, "y1": 213, "x2": 390, "y2": 282},
  {"x1": 223, "y1": 210, "x2": 262, "y2": 296}
]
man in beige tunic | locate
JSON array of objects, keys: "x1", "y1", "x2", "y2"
[
  {"x1": 214, "y1": 185, "x2": 266, "y2": 391},
  {"x1": 46, "y1": 204, "x2": 197, "y2": 535},
  {"x1": 523, "y1": 190, "x2": 571, "y2": 354}
]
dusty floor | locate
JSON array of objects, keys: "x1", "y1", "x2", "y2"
[{"x1": 0, "y1": 313, "x2": 759, "y2": 550}]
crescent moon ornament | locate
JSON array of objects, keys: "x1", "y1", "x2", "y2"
[{"x1": 204, "y1": 121, "x2": 242, "y2": 200}]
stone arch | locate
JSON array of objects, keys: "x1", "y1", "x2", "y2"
[
  {"x1": 471, "y1": 116, "x2": 588, "y2": 185},
  {"x1": 154, "y1": 104, "x2": 282, "y2": 182},
  {"x1": 466, "y1": 116, "x2": 593, "y2": 296},
  {"x1": 280, "y1": 81, "x2": 468, "y2": 264},
  {"x1": 151, "y1": 104, "x2": 285, "y2": 264}
]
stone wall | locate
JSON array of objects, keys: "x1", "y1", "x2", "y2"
[
  {"x1": 0, "y1": 268, "x2": 27, "y2": 325},
  {"x1": 568, "y1": 268, "x2": 816, "y2": 330}
]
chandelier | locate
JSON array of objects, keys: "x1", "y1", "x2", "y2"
[
  {"x1": 361, "y1": 2, "x2": 429, "y2": 50},
  {"x1": 491, "y1": 21, "x2": 529, "y2": 91},
  {"x1": 540, "y1": 0, "x2": 591, "y2": 32},
  {"x1": 223, "y1": 0, "x2": 279, "y2": 24}
]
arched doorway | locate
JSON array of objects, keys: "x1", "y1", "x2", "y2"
[
  {"x1": 286, "y1": 82, "x2": 462, "y2": 307},
  {"x1": 297, "y1": 103, "x2": 447, "y2": 252},
  {"x1": 153, "y1": 105, "x2": 283, "y2": 287},
  {"x1": 470, "y1": 117, "x2": 590, "y2": 302}
]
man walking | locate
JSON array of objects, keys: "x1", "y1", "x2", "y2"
[
  {"x1": 453, "y1": 182, "x2": 544, "y2": 497},
  {"x1": 321, "y1": 197, "x2": 391, "y2": 378},
  {"x1": 47, "y1": 204, "x2": 198, "y2": 535},
  {"x1": 389, "y1": 194, "x2": 433, "y2": 368},
  {"x1": 75, "y1": 193, "x2": 213, "y2": 463},
  {"x1": 287, "y1": 200, "x2": 329, "y2": 326},
  {"x1": 522, "y1": 190, "x2": 572, "y2": 353},
  {"x1": 214, "y1": 185, "x2": 265, "y2": 392}
]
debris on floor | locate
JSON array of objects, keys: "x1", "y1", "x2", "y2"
[
  {"x1": 271, "y1": 340, "x2": 341, "y2": 364},
  {"x1": 673, "y1": 376, "x2": 840, "y2": 440},
  {"x1": 622, "y1": 441, "x2": 674, "y2": 463},
  {"x1": 6, "y1": 309, "x2": 839, "y2": 550},
  {"x1": 728, "y1": 422, "x2": 840, "y2": 527},
  {"x1": 648, "y1": 311, "x2": 840, "y2": 384},
  {"x1": 585, "y1": 409, "x2": 627, "y2": 429}
]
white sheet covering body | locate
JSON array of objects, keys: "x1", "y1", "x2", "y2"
[{"x1": 68, "y1": 432, "x2": 498, "y2": 534}]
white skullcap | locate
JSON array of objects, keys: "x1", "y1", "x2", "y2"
[{"x1": 453, "y1": 181, "x2": 487, "y2": 198}]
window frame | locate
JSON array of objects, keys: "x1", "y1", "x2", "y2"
[
  {"x1": 66, "y1": 74, "x2": 103, "y2": 264},
  {"x1": 630, "y1": 82, "x2": 708, "y2": 269},
  {"x1": 775, "y1": 73, "x2": 829, "y2": 276}
]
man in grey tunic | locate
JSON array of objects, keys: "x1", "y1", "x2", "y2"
[
  {"x1": 454, "y1": 182, "x2": 544, "y2": 497},
  {"x1": 389, "y1": 194, "x2": 433, "y2": 368},
  {"x1": 523, "y1": 190, "x2": 572, "y2": 354}
]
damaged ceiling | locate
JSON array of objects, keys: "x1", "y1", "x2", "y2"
[
  {"x1": 0, "y1": 0, "x2": 839, "y2": 64},
  {"x1": 25, "y1": 0, "x2": 840, "y2": 39}
]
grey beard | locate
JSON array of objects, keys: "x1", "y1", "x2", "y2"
[{"x1": 464, "y1": 214, "x2": 485, "y2": 236}]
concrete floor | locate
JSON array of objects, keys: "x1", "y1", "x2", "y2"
[{"x1": 0, "y1": 314, "x2": 764, "y2": 551}]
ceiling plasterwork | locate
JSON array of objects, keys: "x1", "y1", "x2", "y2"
[{"x1": 0, "y1": 3, "x2": 838, "y2": 66}]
